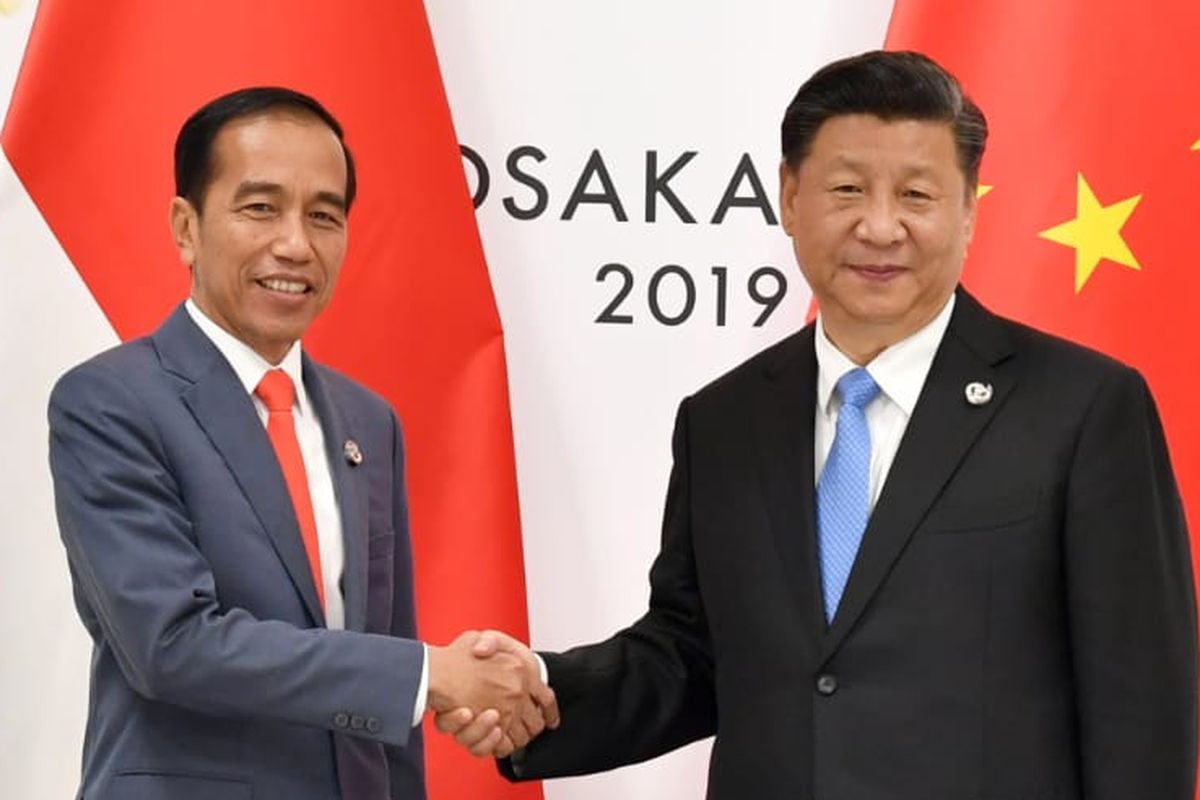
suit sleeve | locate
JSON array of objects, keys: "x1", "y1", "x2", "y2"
[
  {"x1": 49, "y1": 362, "x2": 425, "y2": 747},
  {"x1": 1063, "y1": 366, "x2": 1197, "y2": 798},
  {"x1": 384, "y1": 409, "x2": 428, "y2": 794},
  {"x1": 503, "y1": 398, "x2": 717, "y2": 780}
]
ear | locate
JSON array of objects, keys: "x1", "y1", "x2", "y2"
[
  {"x1": 778, "y1": 160, "x2": 799, "y2": 236},
  {"x1": 169, "y1": 196, "x2": 199, "y2": 268},
  {"x1": 962, "y1": 187, "x2": 979, "y2": 244}
]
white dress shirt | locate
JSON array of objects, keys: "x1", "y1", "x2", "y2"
[
  {"x1": 186, "y1": 299, "x2": 346, "y2": 628},
  {"x1": 186, "y1": 301, "x2": 429, "y2": 726},
  {"x1": 814, "y1": 293, "x2": 956, "y2": 509}
]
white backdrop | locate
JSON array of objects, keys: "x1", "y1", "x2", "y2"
[{"x1": 0, "y1": 2, "x2": 894, "y2": 797}]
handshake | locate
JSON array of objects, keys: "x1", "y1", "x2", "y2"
[{"x1": 426, "y1": 629, "x2": 559, "y2": 757}]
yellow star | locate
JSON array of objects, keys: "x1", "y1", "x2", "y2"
[
  {"x1": 0, "y1": 0, "x2": 21, "y2": 16},
  {"x1": 976, "y1": 184, "x2": 993, "y2": 198},
  {"x1": 1038, "y1": 173, "x2": 1141, "y2": 293},
  {"x1": 1192, "y1": 138, "x2": 1200, "y2": 151}
]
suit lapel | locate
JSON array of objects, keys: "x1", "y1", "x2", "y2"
[
  {"x1": 154, "y1": 306, "x2": 326, "y2": 627},
  {"x1": 751, "y1": 327, "x2": 828, "y2": 641},
  {"x1": 820, "y1": 290, "x2": 1018, "y2": 660},
  {"x1": 304, "y1": 358, "x2": 371, "y2": 633}
]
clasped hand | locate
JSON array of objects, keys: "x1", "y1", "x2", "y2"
[{"x1": 427, "y1": 630, "x2": 558, "y2": 757}]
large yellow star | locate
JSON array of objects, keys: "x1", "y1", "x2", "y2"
[
  {"x1": 1192, "y1": 138, "x2": 1200, "y2": 151},
  {"x1": 1038, "y1": 173, "x2": 1141, "y2": 293}
]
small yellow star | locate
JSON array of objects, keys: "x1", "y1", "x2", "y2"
[
  {"x1": 1192, "y1": 138, "x2": 1200, "y2": 151},
  {"x1": 1038, "y1": 173, "x2": 1141, "y2": 293},
  {"x1": 0, "y1": 0, "x2": 21, "y2": 16},
  {"x1": 976, "y1": 184, "x2": 992, "y2": 199}
]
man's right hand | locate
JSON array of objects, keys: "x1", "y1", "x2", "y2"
[{"x1": 426, "y1": 630, "x2": 557, "y2": 757}]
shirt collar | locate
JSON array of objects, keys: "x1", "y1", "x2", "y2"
[
  {"x1": 815, "y1": 292, "x2": 955, "y2": 418},
  {"x1": 185, "y1": 298, "x2": 309, "y2": 415}
]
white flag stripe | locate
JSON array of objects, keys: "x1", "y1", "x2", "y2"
[
  {"x1": 0, "y1": 149, "x2": 116, "y2": 800},
  {"x1": 426, "y1": 3, "x2": 892, "y2": 798}
]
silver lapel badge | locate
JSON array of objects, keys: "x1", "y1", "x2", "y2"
[
  {"x1": 964, "y1": 381, "x2": 994, "y2": 406},
  {"x1": 343, "y1": 439, "x2": 363, "y2": 466}
]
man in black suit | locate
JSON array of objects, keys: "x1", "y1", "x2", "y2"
[{"x1": 442, "y1": 50, "x2": 1197, "y2": 798}]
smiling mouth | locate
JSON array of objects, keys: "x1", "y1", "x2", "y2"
[{"x1": 257, "y1": 278, "x2": 311, "y2": 295}]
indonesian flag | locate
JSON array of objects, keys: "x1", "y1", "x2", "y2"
[
  {"x1": 885, "y1": 1, "x2": 1200, "y2": 789},
  {"x1": 1, "y1": 2, "x2": 537, "y2": 799}
]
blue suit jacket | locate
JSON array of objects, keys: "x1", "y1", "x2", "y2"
[{"x1": 49, "y1": 305, "x2": 427, "y2": 800}]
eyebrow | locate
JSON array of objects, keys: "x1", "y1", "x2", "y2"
[
  {"x1": 231, "y1": 181, "x2": 346, "y2": 212},
  {"x1": 314, "y1": 190, "x2": 347, "y2": 212},
  {"x1": 232, "y1": 180, "x2": 283, "y2": 202}
]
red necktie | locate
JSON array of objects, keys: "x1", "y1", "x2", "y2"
[{"x1": 255, "y1": 369, "x2": 325, "y2": 611}]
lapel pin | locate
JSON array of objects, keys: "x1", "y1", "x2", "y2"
[
  {"x1": 343, "y1": 439, "x2": 363, "y2": 466},
  {"x1": 964, "y1": 381, "x2": 993, "y2": 406}
]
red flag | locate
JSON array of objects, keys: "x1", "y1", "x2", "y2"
[
  {"x1": 1, "y1": 3, "x2": 537, "y2": 798},
  {"x1": 885, "y1": 2, "x2": 1200, "y2": 560},
  {"x1": 885, "y1": 3, "x2": 1200, "y2": 789}
]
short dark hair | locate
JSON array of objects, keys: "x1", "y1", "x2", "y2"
[
  {"x1": 174, "y1": 86, "x2": 356, "y2": 212},
  {"x1": 781, "y1": 50, "x2": 987, "y2": 191}
]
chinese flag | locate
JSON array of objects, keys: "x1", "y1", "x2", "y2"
[
  {"x1": 885, "y1": 0, "x2": 1200, "y2": 788},
  {"x1": 1, "y1": 2, "x2": 538, "y2": 799}
]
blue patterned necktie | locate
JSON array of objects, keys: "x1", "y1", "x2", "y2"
[{"x1": 817, "y1": 367, "x2": 881, "y2": 624}]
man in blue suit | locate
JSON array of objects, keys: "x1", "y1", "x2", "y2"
[{"x1": 48, "y1": 87, "x2": 555, "y2": 800}]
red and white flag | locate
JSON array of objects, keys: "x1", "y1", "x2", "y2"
[
  {"x1": 2, "y1": 2, "x2": 536, "y2": 798},
  {"x1": 886, "y1": 4, "x2": 1200, "y2": 791}
]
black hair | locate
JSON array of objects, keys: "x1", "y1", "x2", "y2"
[
  {"x1": 174, "y1": 86, "x2": 356, "y2": 212},
  {"x1": 781, "y1": 50, "x2": 987, "y2": 191}
]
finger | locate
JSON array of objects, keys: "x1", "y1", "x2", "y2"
[
  {"x1": 494, "y1": 733, "x2": 517, "y2": 760},
  {"x1": 467, "y1": 725, "x2": 505, "y2": 758},
  {"x1": 505, "y1": 719, "x2": 532, "y2": 750},
  {"x1": 471, "y1": 630, "x2": 502, "y2": 658},
  {"x1": 454, "y1": 708, "x2": 501, "y2": 750},
  {"x1": 434, "y1": 706, "x2": 473, "y2": 735},
  {"x1": 518, "y1": 695, "x2": 545, "y2": 739},
  {"x1": 534, "y1": 684, "x2": 560, "y2": 730}
]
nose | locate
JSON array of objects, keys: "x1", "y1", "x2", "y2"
[
  {"x1": 854, "y1": 194, "x2": 906, "y2": 247},
  {"x1": 271, "y1": 211, "x2": 315, "y2": 263}
]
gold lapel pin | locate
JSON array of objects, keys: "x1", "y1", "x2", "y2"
[
  {"x1": 343, "y1": 439, "x2": 363, "y2": 466},
  {"x1": 964, "y1": 381, "x2": 993, "y2": 406}
]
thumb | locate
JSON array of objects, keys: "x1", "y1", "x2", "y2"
[{"x1": 471, "y1": 630, "x2": 504, "y2": 657}]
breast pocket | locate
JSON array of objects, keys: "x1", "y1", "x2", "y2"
[
  {"x1": 922, "y1": 488, "x2": 1042, "y2": 534},
  {"x1": 105, "y1": 771, "x2": 252, "y2": 800}
]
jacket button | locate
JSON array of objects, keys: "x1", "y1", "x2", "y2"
[
  {"x1": 350, "y1": 714, "x2": 366, "y2": 730},
  {"x1": 815, "y1": 674, "x2": 838, "y2": 696},
  {"x1": 366, "y1": 717, "x2": 382, "y2": 734},
  {"x1": 333, "y1": 711, "x2": 350, "y2": 728}
]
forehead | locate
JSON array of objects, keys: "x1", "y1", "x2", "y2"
[
  {"x1": 207, "y1": 109, "x2": 347, "y2": 188},
  {"x1": 805, "y1": 114, "x2": 960, "y2": 175}
]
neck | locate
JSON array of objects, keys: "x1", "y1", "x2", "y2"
[{"x1": 821, "y1": 304, "x2": 947, "y2": 366}]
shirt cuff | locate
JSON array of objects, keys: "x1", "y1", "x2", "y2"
[
  {"x1": 413, "y1": 643, "x2": 429, "y2": 727},
  {"x1": 533, "y1": 651, "x2": 548, "y2": 685}
]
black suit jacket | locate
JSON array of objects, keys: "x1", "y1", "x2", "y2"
[{"x1": 507, "y1": 289, "x2": 1197, "y2": 799}]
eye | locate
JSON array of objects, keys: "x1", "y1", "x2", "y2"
[
  {"x1": 241, "y1": 202, "x2": 274, "y2": 216},
  {"x1": 902, "y1": 188, "x2": 934, "y2": 201},
  {"x1": 310, "y1": 209, "x2": 345, "y2": 228},
  {"x1": 832, "y1": 184, "x2": 863, "y2": 196}
]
